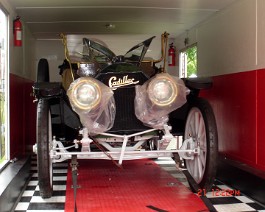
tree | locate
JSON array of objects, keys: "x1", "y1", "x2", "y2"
[{"x1": 186, "y1": 46, "x2": 197, "y2": 77}]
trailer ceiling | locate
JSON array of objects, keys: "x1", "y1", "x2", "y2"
[{"x1": 9, "y1": 0, "x2": 238, "y2": 39}]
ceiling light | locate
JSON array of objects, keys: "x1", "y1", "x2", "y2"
[{"x1": 105, "y1": 23, "x2": 115, "y2": 29}]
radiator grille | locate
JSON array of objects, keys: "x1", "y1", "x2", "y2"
[
  {"x1": 97, "y1": 72, "x2": 150, "y2": 134},
  {"x1": 109, "y1": 87, "x2": 150, "y2": 133}
]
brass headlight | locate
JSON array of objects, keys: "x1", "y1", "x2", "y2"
[
  {"x1": 68, "y1": 77, "x2": 101, "y2": 110},
  {"x1": 147, "y1": 75, "x2": 178, "y2": 106}
]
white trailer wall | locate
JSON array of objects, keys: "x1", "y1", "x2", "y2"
[
  {"x1": 176, "y1": 0, "x2": 265, "y2": 77},
  {"x1": 175, "y1": 0, "x2": 265, "y2": 172},
  {"x1": 1, "y1": 0, "x2": 36, "y2": 80}
]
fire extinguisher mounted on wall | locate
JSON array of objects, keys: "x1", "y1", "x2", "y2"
[
  {"x1": 168, "y1": 43, "x2": 176, "y2": 66},
  {"x1": 13, "y1": 16, "x2": 22, "y2": 47}
]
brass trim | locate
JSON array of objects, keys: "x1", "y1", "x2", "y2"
[
  {"x1": 68, "y1": 78, "x2": 102, "y2": 110},
  {"x1": 142, "y1": 32, "x2": 169, "y2": 73},
  {"x1": 60, "y1": 33, "x2": 75, "y2": 82}
]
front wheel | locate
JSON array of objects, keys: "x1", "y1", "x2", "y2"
[
  {"x1": 184, "y1": 98, "x2": 218, "y2": 191},
  {"x1": 37, "y1": 99, "x2": 53, "y2": 198}
]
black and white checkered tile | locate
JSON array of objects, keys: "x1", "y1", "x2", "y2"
[
  {"x1": 14, "y1": 157, "x2": 265, "y2": 212},
  {"x1": 206, "y1": 182, "x2": 265, "y2": 212},
  {"x1": 14, "y1": 155, "x2": 68, "y2": 212},
  {"x1": 155, "y1": 158, "x2": 265, "y2": 212}
]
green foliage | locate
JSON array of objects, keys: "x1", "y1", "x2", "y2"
[
  {"x1": 0, "y1": 154, "x2": 5, "y2": 163},
  {"x1": 186, "y1": 46, "x2": 197, "y2": 77},
  {"x1": 0, "y1": 92, "x2": 4, "y2": 160}
]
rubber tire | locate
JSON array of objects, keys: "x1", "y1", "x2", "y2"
[
  {"x1": 37, "y1": 58, "x2": 50, "y2": 82},
  {"x1": 184, "y1": 97, "x2": 218, "y2": 191},
  {"x1": 37, "y1": 99, "x2": 53, "y2": 198}
]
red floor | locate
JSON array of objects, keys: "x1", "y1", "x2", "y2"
[{"x1": 65, "y1": 159, "x2": 208, "y2": 212}]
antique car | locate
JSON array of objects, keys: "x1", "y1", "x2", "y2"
[{"x1": 33, "y1": 32, "x2": 218, "y2": 199}]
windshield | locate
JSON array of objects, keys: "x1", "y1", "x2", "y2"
[
  {"x1": 83, "y1": 38, "x2": 116, "y2": 61},
  {"x1": 79, "y1": 36, "x2": 156, "y2": 66},
  {"x1": 62, "y1": 34, "x2": 158, "y2": 77},
  {"x1": 124, "y1": 36, "x2": 155, "y2": 65}
]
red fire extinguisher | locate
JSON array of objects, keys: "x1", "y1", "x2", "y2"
[
  {"x1": 14, "y1": 16, "x2": 22, "y2": 47},
  {"x1": 168, "y1": 43, "x2": 176, "y2": 66}
]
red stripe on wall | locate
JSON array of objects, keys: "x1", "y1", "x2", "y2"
[
  {"x1": 200, "y1": 70, "x2": 265, "y2": 171},
  {"x1": 10, "y1": 74, "x2": 36, "y2": 159},
  {"x1": 257, "y1": 70, "x2": 265, "y2": 168}
]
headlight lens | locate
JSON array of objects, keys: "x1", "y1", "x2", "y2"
[
  {"x1": 148, "y1": 75, "x2": 178, "y2": 106},
  {"x1": 68, "y1": 78, "x2": 101, "y2": 110}
]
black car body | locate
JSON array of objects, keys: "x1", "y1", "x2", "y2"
[{"x1": 33, "y1": 33, "x2": 218, "y2": 199}]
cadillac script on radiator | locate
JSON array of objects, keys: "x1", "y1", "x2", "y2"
[{"x1": 108, "y1": 75, "x2": 140, "y2": 90}]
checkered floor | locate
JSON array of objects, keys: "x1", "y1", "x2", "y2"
[
  {"x1": 14, "y1": 157, "x2": 265, "y2": 212},
  {"x1": 14, "y1": 156, "x2": 67, "y2": 212},
  {"x1": 156, "y1": 158, "x2": 265, "y2": 212}
]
